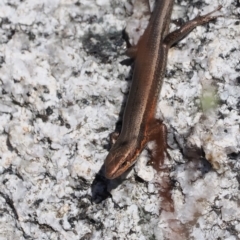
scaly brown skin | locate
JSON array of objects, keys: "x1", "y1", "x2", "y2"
[{"x1": 104, "y1": 1, "x2": 222, "y2": 179}]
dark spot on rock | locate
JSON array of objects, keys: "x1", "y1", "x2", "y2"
[
  {"x1": 57, "y1": 92, "x2": 62, "y2": 99},
  {"x1": 236, "y1": 76, "x2": 240, "y2": 85},
  {"x1": 95, "y1": 127, "x2": 108, "y2": 133},
  {"x1": 42, "y1": 85, "x2": 50, "y2": 94},
  {"x1": 58, "y1": 115, "x2": 64, "y2": 126},
  {"x1": 28, "y1": 32, "x2": 35, "y2": 41},
  {"x1": 134, "y1": 175, "x2": 145, "y2": 183},
  {"x1": 82, "y1": 31, "x2": 124, "y2": 63},
  {"x1": 36, "y1": 114, "x2": 48, "y2": 122},
  {"x1": 199, "y1": 157, "x2": 212, "y2": 175},
  {"x1": 81, "y1": 98, "x2": 89, "y2": 105},
  {"x1": 33, "y1": 199, "x2": 43, "y2": 208},
  {"x1": 46, "y1": 106, "x2": 53, "y2": 115},
  {"x1": 228, "y1": 152, "x2": 240, "y2": 160},
  {"x1": 65, "y1": 123, "x2": 71, "y2": 129}
]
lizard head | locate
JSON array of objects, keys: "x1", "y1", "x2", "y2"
[{"x1": 104, "y1": 140, "x2": 138, "y2": 179}]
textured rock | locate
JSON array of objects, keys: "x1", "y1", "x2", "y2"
[{"x1": 0, "y1": 0, "x2": 239, "y2": 239}]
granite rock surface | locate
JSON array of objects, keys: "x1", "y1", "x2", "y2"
[{"x1": 0, "y1": 0, "x2": 239, "y2": 239}]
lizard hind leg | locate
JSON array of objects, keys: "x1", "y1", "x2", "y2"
[
  {"x1": 147, "y1": 119, "x2": 174, "y2": 213},
  {"x1": 147, "y1": 119, "x2": 168, "y2": 172}
]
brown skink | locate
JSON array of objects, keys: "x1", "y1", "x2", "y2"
[{"x1": 104, "y1": 0, "x2": 222, "y2": 179}]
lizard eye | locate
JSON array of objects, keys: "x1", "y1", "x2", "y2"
[{"x1": 120, "y1": 161, "x2": 129, "y2": 169}]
